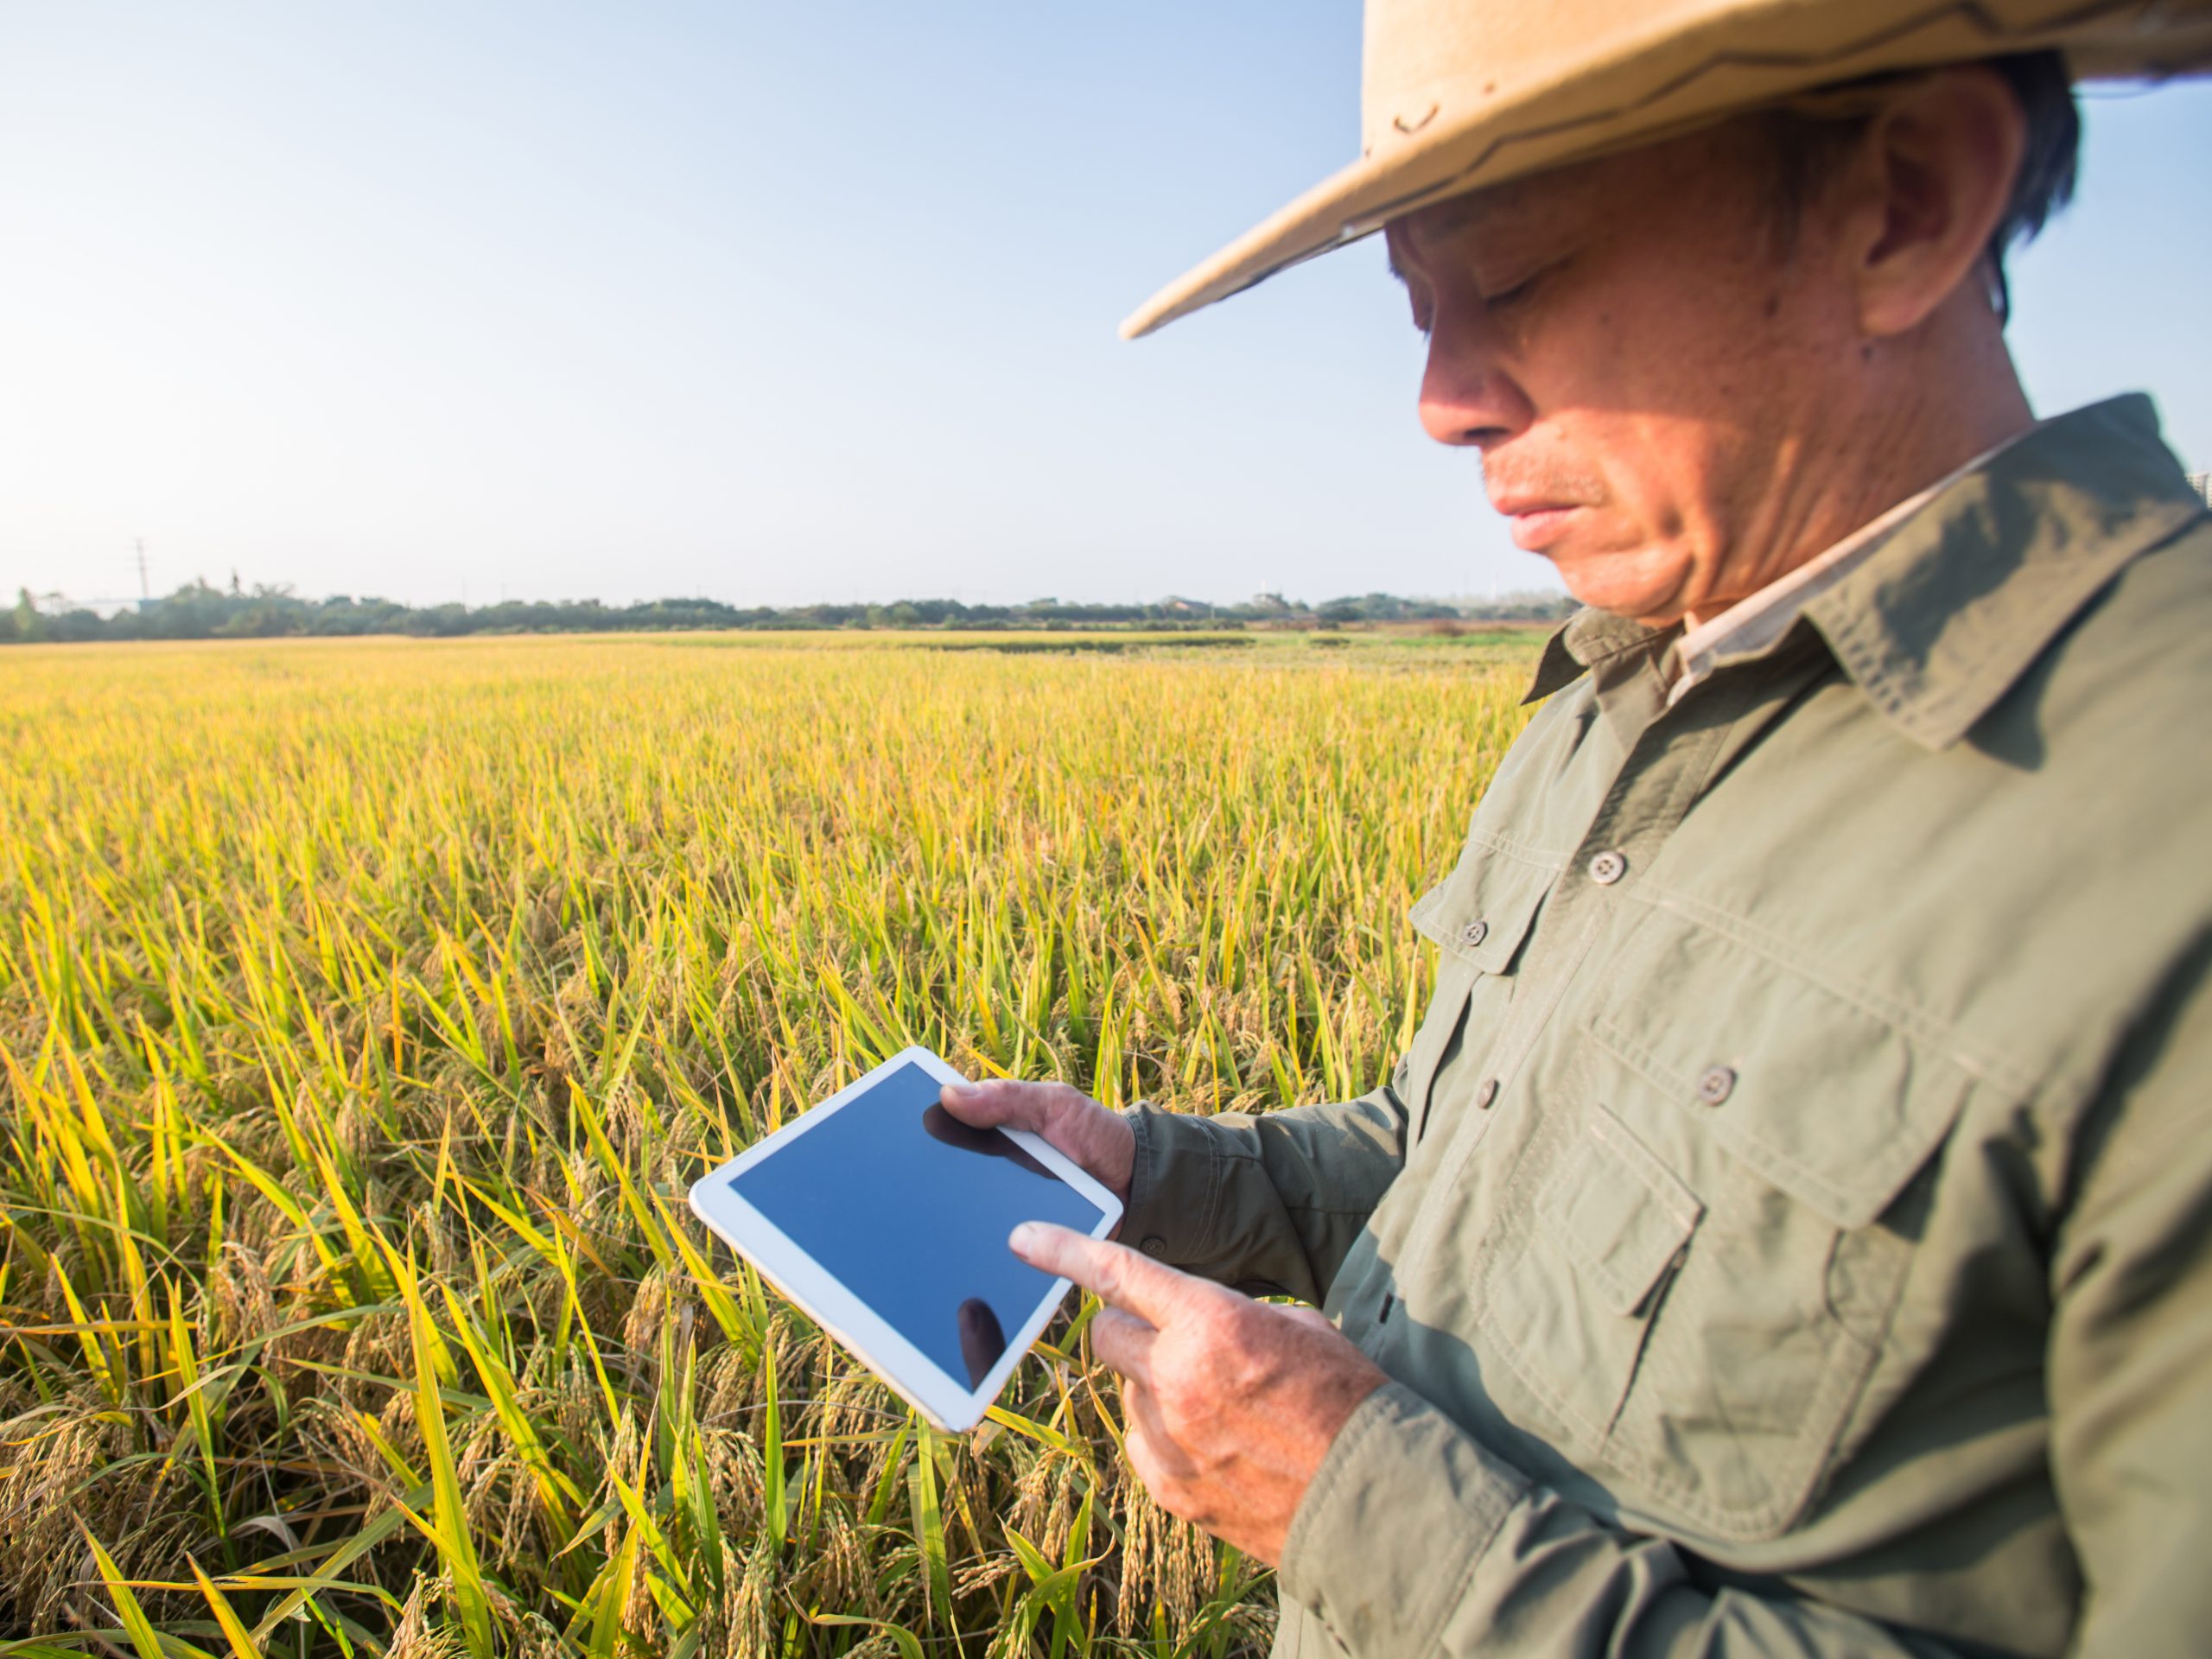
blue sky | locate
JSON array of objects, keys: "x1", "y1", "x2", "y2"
[{"x1": 3, "y1": 3, "x2": 2206, "y2": 610}]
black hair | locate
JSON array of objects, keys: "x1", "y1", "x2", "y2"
[{"x1": 1765, "y1": 49, "x2": 2080, "y2": 322}]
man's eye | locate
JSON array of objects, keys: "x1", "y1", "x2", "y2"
[
  {"x1": 1480, "y1": 253, "x2": 1567, "y2": 310},
  {"x1": 1480, "y1": 273, "x2": 1541, "y2": 309}
]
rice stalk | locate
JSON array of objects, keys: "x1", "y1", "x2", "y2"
[{"x1": 0, "y1": 630, "x2": 1537, "y2": 1652}]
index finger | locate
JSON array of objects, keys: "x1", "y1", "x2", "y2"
[{"x1": 1011, "y1": 1221, "x2": 1207, "y2": 1327}]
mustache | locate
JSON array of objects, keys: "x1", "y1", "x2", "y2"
[{"x1": 1476, "y1": 454, "x2": 1605, "y2": 512}]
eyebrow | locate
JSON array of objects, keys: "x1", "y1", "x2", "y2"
[{"x1": 1382, "y1": 187, "x2": 1522, "y2": 287}]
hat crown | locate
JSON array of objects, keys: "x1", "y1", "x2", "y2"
[{"x1": 1361, "y1": 0, "x2": 1708, "y2": 160}]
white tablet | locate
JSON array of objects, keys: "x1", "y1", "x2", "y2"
[{"x1": 687, "y1": 1046, "x2": 1123, "y2": 1432}]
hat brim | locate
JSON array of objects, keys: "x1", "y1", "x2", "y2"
[{"x1": 1120, "y1": 0, "x2": 2212, "y2": 340}]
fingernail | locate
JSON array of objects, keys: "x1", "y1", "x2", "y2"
[{"x1": 1009, "y1": 1222, "x2": 1040, "y2": 1254}]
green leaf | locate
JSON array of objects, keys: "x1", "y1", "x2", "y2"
[
  {"x1": 186, "y1": 1559, "x2": 262, "y2": 1659},
  {"x1": 763, "y1": 1349, "x2": 787, "y2": 1549},
  {"x1": 808, "y1": 1613, "x2": 926, "y2": 1659},
  {"x1": 909, "y1": 1423, "x2": 953, "y2": 1635},
  {"x1": 79, "y1": 1524, "x2": 188, "y2": 1659},
  {"x1": 587, "y1": 1518, "x2": 643, "y2": 1659},
  {"x1": 249, "y1": 1497, "x2": 418, "y2": 1640},
  {"x1": 393, "y1": 1249, "x2": 495, "y2": 1659}
]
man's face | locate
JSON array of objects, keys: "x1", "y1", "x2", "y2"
[{"x1": 1387, "y1": 121, "x2": 1860, "y2": 628}]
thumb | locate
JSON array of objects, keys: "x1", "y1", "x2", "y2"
[{"x1": 938, "y1": 1077, "x2": 1074, "y2": 1136}]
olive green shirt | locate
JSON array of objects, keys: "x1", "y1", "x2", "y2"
[{"x1": 1119, "y1": 395, "x2": 2212, "y2": 1657}]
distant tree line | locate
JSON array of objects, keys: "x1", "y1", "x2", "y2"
[{"x1": 3, "y1": 578, "x2": 1574, "y2": 645}]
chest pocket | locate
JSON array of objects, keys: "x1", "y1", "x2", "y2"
[
  {"x1": 1478, "y1": 899, "x2": 1976, "y2": 1542},
  {"x1": 1401, "y1": 837, "x2": 1560, "y2": 1147}
]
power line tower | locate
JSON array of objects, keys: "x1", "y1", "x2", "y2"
[{"x1": 135, "y1": 539, "x2": 149, "y2": 604}]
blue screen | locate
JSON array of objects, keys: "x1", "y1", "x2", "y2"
[{"x1": 729, "y1": 1062, "x2": 1107, "y2": 1389}]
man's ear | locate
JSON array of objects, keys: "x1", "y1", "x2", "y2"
[{"x1": 1845, "y1": 66, "x2": 2027, "y2": 340}]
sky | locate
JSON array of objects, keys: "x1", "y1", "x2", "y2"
[{"x1": 2, "y1": 3, "x2": 2207, "y2": 612}]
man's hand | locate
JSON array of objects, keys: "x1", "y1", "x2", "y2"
[
  {"x1": 938, "y1": 1078, "x2": 1135, "y2": 1230},
  {"x1": 1011, "y1": 1219, "x2": 1387, "y2": 1567}
]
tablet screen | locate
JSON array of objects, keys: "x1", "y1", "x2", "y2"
[{"x1": 729, "y1": 1061, "x2": 1109, "y2": 1390}]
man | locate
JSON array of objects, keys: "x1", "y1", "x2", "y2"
[{"x1": 942, "y1": 1, "x2": 2212, "y2": 1651}]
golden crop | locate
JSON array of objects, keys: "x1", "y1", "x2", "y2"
[{"x1": 0, "y1": 631, "x2": 1538, "y2": 1657}]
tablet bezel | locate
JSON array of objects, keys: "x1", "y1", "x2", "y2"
[{"x1": 687, "y1": 1045, "x2": 1123, "y2": 1432}]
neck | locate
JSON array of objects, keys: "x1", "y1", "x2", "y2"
[{"x1": 1681, "y1": 304, "x2": 2034, "y2": 633}]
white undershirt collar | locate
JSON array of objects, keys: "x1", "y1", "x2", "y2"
[{"x1": 1666, "y1": 423, "x2": 2041, "y2": 707}]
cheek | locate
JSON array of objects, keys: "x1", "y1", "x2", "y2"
[
  {"x1": 1540, "y1": 408, "x2": 1701, "y2": 547},
  {"x1": 1532, "y1": 410, "x2": 1733, "y2": 620},
  {"x1": 1611, "y1": 411, "x2": 1738, "y2": 537},
  {"x1": 1578, "y1": 286, "x2": 1769, "y2": 414},
  {"x1": 1538, "y1": 284, "x2": 1802, "y2": 549}
]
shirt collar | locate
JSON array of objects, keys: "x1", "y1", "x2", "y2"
[
  {"x1": 1665, "y1": 423, "x2": 2036, "y2": 708},
  {"x1": 1523, "y1": 606, "x2": 1649, "y2": 705},
  {"x1": 1522, "y1": 395, "x2": 2208, "y2": 747}
]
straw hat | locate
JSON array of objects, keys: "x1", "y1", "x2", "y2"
[{"x1": 1120, "y1": 0, "x2": 2212, "y2": 340}]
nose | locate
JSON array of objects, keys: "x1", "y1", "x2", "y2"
[{"x1": 1416, "y1": 309, "x2": 1533, "y2": 450}]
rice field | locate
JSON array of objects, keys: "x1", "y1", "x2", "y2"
[{"x1": 0, "y1": 630, "x2": 1540, "y2": 1657}]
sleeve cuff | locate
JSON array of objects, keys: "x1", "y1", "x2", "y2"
[
  {"x1": 1277, "y1": 1381, "x2": 1529, "y2": 1657},
  {"x1": 1116, "y1": 1101, "x2": 1228, "y2": 1266}
]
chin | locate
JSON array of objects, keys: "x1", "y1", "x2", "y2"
[
  {"x1": 1548, "y1": 570, "x2": 1663, "y2": 628},
  {"x1": 1552, "y1": 554, "x2": 1688, "y2": 630}
]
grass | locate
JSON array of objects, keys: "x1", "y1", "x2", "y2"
[{"x1": 0, "y1": 630, "x2": 1541, "y2": 1656}]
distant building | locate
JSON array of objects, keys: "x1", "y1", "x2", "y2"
[{"x1": 2189, "y1": 471, "x2": 2210, "y2": 507}]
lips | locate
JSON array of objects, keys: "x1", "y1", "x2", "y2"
[
  {"x1": 1489, "y1": 489, "x2": 1580, "y2": 517},
  {"x1": 1491, "y1": 496, "x2": 1588, "y2": 551}
]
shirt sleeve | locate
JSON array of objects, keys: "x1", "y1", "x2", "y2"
[
  {"x1": 1279, "y1": 1385, "x2": 1973, "y2": 1657},
  {"x1": 2044, "y1": 947, "x2": 2212, "y2": 1655},
  {"x1": 1275, "y1": 958, "x2": 2212, "y2": 1659},
  {"x1": 1113, "y1": 1072, "x2": 1408, "y2": 1306}
]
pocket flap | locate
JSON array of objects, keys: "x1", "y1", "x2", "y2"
[
  {"x1": 1540, "y1": 1107, "x2": 1703, "y2": 1316},
  {"x1": 1408, "y1": 834, "x2": 1561, "y2": 976},
  {"x1": 1590, "y1": 908, "x2": 1974, "y2": 1230}
]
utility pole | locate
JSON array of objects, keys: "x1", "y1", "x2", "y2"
[{"x1": 136, "y1": 539, "x2": 149, "y2": 604}]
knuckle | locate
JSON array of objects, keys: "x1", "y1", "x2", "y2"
[
  {"x1": 1102, "y1": 1271, "x2": 1141, "y2": 1316},
  {"x1": 1190, "y1": 1293, "x2": 1239, "y2": 1343},
  {"x1": 1219, "y1": 1313, "x2": 1278, "y2": 1390},
  {"x1": 1155, "y1": 1477, "x2": 1205, "y2": 1527},
  {"x1": 1045, "y1": 1083, "x2": 1094, "y2": 1127},
  {"x1": 1092, "y1": 1308, "x2": 1137, "y2": 1357},
  {"x1": 1153, "y1": 1364, "x2": 1209, "y2": 1427},
  {"x1": 1125, "y1": 1432, "x2": 1161, "y2": 1487}
]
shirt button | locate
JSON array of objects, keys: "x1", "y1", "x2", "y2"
[
  {"x1": 1459, "y1": 919, "x2": 1489, "y2": 947},
  {"x1": 1474, "y1": 1077, "x2": 1500, "y2": 1109},
  {"x1": 1139, "y1": 1235, "x2": 1166, "y2": 1258},
  {"x1": 1588, "y1": 849, "x2": 1629, "y2": 886},
  {"x1": 1695, "y1": 1065, "x2": 1738, "y2": 1105}
]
